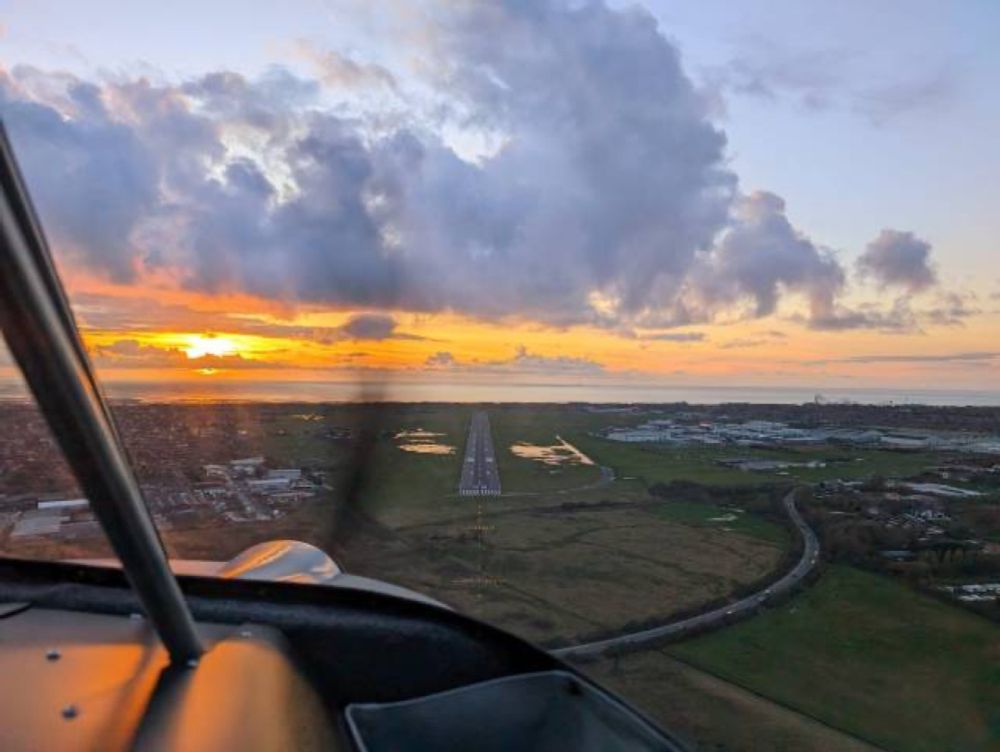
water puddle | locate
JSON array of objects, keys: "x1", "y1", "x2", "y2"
[
  {"x1": 707, "y1": 513, "x2": 739, "y2": 522},
  {"x1": 510, "y1": 436, "x2": 595, "y2": 466},
  {"x1": 396, "y1": 428, "x2": 456, "y2": 455}
]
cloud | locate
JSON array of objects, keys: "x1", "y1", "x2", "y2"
[
  {"x1": 719, "y1": 330, "x2": 788, "y2": 349},
  {"x1": 0, "y1": 2, "x2": 728, "y2": 329},
  {"x1": 857, "y1": 229, "x2": 937, "y2": 293},
  {"x1": 424, "y1": 345, "x2": 604, "y2": 375},
  {"x1": 707, "y1": 40, "x2": 959, "y2": 125},
  {"x1": 91, "y1": 339, "x2": 286, "y2": 370},
  {"x1": 805, "y1": 351, "x2": 1000, "y2": 366},
  {"x1": 854, "y1": 71, "x2": 959, "y2": 126},
  {"x1": 642, "y1": 332, "x2": 706, "y2": 342},
  {"x1": 0, "y1": 68, "x2": 159, "y2": 282},
  {"x1": 293, "y1": 40, "x2": 397, "y2": 90},
  {"x1": 923, "y1": 292, "x2": 979, "y2": 326},
  {"x1": 424, "y1": 351, "x2": 456, "y2": 368},
  {"x1": 719, "y1": 338, "x2": 766, "y2": 349},
  {"x1": 807, "y1": 299, "x2": 918, "y2": 333},
  {"x1": 0, "y1": 1, "x2": 956, "y2": 336},
  {"x1": 704, "y1": 43, "x2": 844, "y2": 111},
  {"x1": 681, "y1": 191, "x2": 845, "y2": 325},
  {"x1": 501, "y1": 345, "x2": 605, "y2": 375},
  {"x1": 335, "y1": 313, "x2": 424, "y2": 341},
  {"x1": 71, "y1": 292, "x2": 426, "y2": 343}
]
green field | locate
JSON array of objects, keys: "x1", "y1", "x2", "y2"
[
  {"x1": 490, "y1": 407, "x2": 605, "y2": 493},
  {"x1": 569, "y1": 434, "x2": 937, "y2": 487},
  {"x1": 392, "y1": 498, "x2": 786, "y2": 644},
  {"x1": 577, "y1": 650, "x2": 882, "y2": 752},
  {"x1": 260, "y1": 404, "x2": 473, "y2": 526},
  {"x1": 257, "y1": 405, "x2": 939, "y2": 528},
  {"x1": 650, "y1": 499, "x2": 789, "y2": 546},
  {"x1": 257, "y1": 405, "x2": 614, "y2": 525},
  {"x1": 669, "y1": 566, "x2": 1000, "y2": 752}
]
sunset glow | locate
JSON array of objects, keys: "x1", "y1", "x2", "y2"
[
  {"x1": 0, "y1": 0, "x2": 996, "y2": 398},
  {"x1": 182, "y1": 335, "x2": 240, "y2": 360}
]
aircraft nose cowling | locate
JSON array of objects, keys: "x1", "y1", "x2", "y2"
[{"x1": 217, "y1": 540, "x2": 342, "y2": 584}]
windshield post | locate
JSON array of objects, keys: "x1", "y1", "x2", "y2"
[{"x1": 0, "y1": 124, "x2": 204, "y2": 665}]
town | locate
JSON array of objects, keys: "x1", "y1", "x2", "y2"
[{"x1": 0, "y1": 398, "x2": 997, "y2": 750}]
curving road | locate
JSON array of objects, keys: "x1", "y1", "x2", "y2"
[{"x1": 553, "y1": 489, "x2": 819, "y2": 660}]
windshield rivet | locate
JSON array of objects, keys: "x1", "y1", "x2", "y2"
[
  {"x1": 45, "y1": 648, "x2": 61, "y2": 661},
  {"x1": 239, "y1": 629, "x2": 253, "y2": 638},
  {"x1": 61, "y1": 705, "x2": 78, "y2": 720},
  {"x1": 129, "y1": 612, "x2": 143, "y2": 621}
]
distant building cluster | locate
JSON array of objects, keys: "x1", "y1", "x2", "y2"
[
  {"x1": 9, "y1": 497, "x2": 98, "y2": 539},
  {"x1": 0, "y1": 402, "x2": 324, "y2": 543},
  {"x1": 600, "y1": 418, "x2": 1000, "y2": 454},
  {"x1": 200, "y1": 457, "x2": 315, "y2": 517},
  {"x1": 938, "y1": 582, "x2": 1000, "y2": 603}
]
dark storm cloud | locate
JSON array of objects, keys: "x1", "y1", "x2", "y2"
[
  {"x1": 857, "y1": 229, "x2": 937, "y2": 293},
  {"x1": 0, "y1": 1, "x2": 956, "y2": 334}
]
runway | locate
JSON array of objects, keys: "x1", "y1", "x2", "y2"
[{"x1": 459, "y1": 411, "x2": 502, "y2": 496}]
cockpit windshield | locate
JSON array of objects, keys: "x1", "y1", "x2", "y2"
[{"x1": 1, "y1": 2, "x2": 998, "y2": 749}]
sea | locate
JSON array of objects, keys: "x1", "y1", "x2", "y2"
[{"x1": 2, "y1": 378, "x2": 998, "y2": 407}]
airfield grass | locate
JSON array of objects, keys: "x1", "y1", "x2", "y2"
[
  {"x1": 568, "y1": 433, "x2": 937, "y2": 487},
  {"x1": 257, "y1": 404, "x2": 612, "y2": 525},
  {"x1": 669, "y1": 566, "x2": 1000, "y2": 752},
  {"x1": 489, "y1": 407, "x2": 604, "y2": 493},
  {"x1": 404, "y1": 500, "x2": 786, "y2": 644},
  {"x1": 257, "y1": 405, "x2": 935, "y2": 530}
]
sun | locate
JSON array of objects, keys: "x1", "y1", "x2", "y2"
[{"x1": 182, "y1": 334, "x2": 239, "y2": 360}]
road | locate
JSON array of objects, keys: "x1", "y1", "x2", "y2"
[
  {"x1": 553, "y1": 489, "x2": 819, "y2": 659},
  {"x1": 459, "y1": 411, "x2": 502, "y2": 497}
]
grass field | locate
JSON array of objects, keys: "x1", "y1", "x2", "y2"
[
  {"x1": 650, "y1": 499, "x2": 789, "y2": 546},
  {"x1": 577, "y1": 651, "x2": 883, "y2": 752},
  {"x1": 669, "y1": 566, "x2": 1000, "y2": 752},
  {"x1": 568, "y1": 433, "x2": 936, "y2": 487},
  {"x1": 489, "y1": 407, "x2": 604, "y2": 493},
  {"x1": 257, "y1": 405, "x2": 613, "y2": 525},
  {"x1": 402, "y1": 499, "x2": 786, "y2": 644},
  {"x1": 255, "y1": 405, "x2": 936, "y2": 529}
]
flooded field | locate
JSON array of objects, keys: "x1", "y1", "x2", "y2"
[{"x1": 510, "y1": 436, "x2": 595, "y2": 466}]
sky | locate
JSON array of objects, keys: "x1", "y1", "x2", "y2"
[{"x1": 0, "y1": 0, "x2": 998, "y2": 395}]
